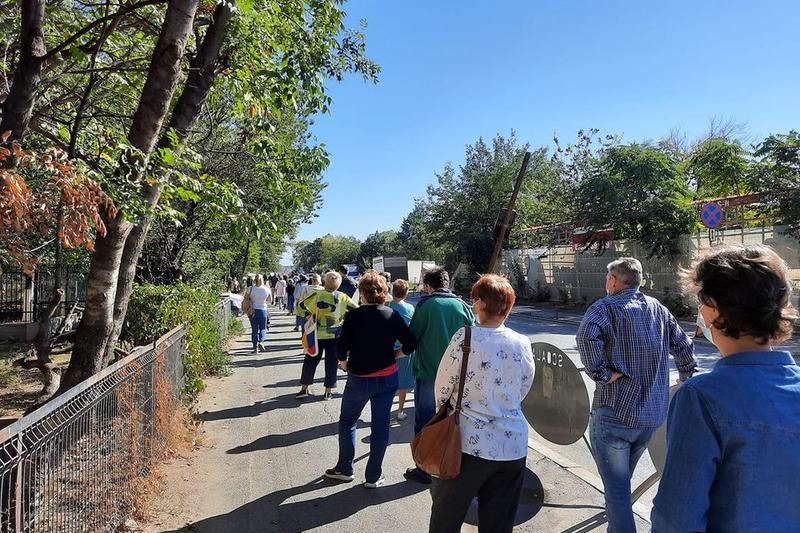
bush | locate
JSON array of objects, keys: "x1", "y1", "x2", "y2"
[
  {"x1": 662, "y1": 287, "x2": 692, "y2": 319},
  {"x1": 122, "y1": 283, "x2": 231, "y2": 397}
]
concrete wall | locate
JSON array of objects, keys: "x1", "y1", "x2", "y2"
[
  {"x1": 504, "y1": 225, "x2": 800, "y2": 310},
  {"x1": 0, "y1": 322, "x2": 40, "y2": 342}
]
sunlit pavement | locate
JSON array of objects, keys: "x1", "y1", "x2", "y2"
[{"x1": 143, "y1": 308, "x2": 650, "y2": 532}]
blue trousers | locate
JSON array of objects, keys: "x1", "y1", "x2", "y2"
[
  {"x1": 413, "y1": 378, "x2": 436, "y2": 435},
  {"x1": 249, "y1": 309, "x2": 268, "y2": 349},
  {"x1": 589, "y1": 407, "x2": 655, "y2": 533},
  {"x1": 335, "y1": 372, "x2": 398, "y2": 483}
]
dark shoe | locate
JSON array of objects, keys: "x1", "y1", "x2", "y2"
[
  {"x1": 324, "y1": 468, "x2": 354, "y2": 482},
  {"x1": 403, "y1": 467, "x2": 431, "y2": 484},
  {"x1": 295, "y1": 389, "x2": 309, "y2": 400}
]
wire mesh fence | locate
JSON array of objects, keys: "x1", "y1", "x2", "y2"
[
  {"x1": 0, "y1": 325, "x2": 186, "y2": 533},
  {"x1": 215, "y1": 298, "x2": 230, "y2": 339}
]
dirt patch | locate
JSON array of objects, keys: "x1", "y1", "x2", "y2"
[{"x1": 0, "y1": 341, "x2": 69, "y2": 424}]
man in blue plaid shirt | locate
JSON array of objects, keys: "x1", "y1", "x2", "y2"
[{"x1": 577, "y1": 257, "x2": 697, "y2": 533}]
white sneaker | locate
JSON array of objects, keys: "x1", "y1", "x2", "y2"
[{"x1": 363, "y1": 475, "x2": 386, "y2": 489}]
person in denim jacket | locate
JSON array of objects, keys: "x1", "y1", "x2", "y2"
[{"x1": 652, "y1": 245, "x2": 800, "y2": 532}]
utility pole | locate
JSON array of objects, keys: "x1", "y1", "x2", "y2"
[{"x1": 487, "y1": 151, "x2": 532, "y2": 273}]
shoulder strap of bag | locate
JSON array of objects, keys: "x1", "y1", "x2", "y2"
[{"x1": 453, "y1": 327, "x2": 471, "y2": 420}]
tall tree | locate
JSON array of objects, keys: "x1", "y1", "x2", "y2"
[
  {"x1": 105, "y1": 0, "x2": 235, "y2": 366},
  {"x1": 573, "y1": 143, "x2": 696, "y2": 257},
  {"x1": 750, "y1": 131, "x2": 800, "y2": 237},
  {"x1": 61, "y1": 0, "x2": 201, "y2": 391},
  {"x1": 423, "y1": 132, "x2": 533, "y2": 272},
  {"x1": 397, "y1": 203, "x2": 442, "y2": 263},
  {"x1": 688, "y1": 137, "x2": 751, "y2": 197},
  {"x1": 357, "y1": 230, "x2": 398, "y2": 271},
  {"x1": 0, "y1": 0, "x2": 45, "y2": 146}
]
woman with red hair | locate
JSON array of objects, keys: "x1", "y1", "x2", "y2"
[{"x1": 428, "y1": 274, "x2": 535, "y2": 533}]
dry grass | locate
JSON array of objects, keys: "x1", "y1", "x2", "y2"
[
  {"x1": 0, "y1": 342, "x2": 70, "y2": 423},
  {"x1": 131, "y1": 358, "x2": 202, "y2": 523}
]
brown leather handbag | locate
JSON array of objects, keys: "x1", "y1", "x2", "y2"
[{"x1": 410, "y1": 327, "x2": 471, "y2": 480}]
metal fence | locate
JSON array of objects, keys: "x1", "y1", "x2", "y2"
[
  {"x1": 215, "y1": 298, "x2": 231, "y2": 339},
  {"x1": 0, "y1": 325, "x2": 186, "y2": 533},
  {"x1": 0, "y1": 270, "x2": 87, "y2": 324}
]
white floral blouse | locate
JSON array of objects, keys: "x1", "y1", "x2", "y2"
[{"x1": 435, "y1": 325, "x2": 535, "y2": 461}]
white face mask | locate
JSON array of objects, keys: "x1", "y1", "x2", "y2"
[{"x1": 698, "y1": 311, "x2": 714, "y2": 345}]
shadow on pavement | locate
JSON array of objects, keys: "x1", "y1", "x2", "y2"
[
  {"x1": 160, "y1": 476, "x2": 429, "y2": 533},
  {"x1": 261, "y1": 342, "x2": 305, "y2": 353},
  {"x1": 559, "y1": 510, "x2": 608, "y2": 533},
  {"x1": 198, "y1": 393, "x2": 302, "y2": 422},
  {"x1": 227, "y1": 420, "x2": 369, "y2": 453},
  {"x1": 229, "y1": 357, "x2": 302, "y2": 369}
]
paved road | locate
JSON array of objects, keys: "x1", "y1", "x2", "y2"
[{"x1": 144, "y1": 309, "x2": 650, "y2": 532}]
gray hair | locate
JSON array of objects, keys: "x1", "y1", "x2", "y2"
[
  {"x1": 607, "y1": 257, "x2": 642, "y2": 288},
  {"x1": 324, "y1": 272, "x2": 342, "y2": 290}
]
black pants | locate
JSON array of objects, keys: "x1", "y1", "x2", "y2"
[
  {"x1": 300, "y1": 338, "x2": 339, "y2": 388},
  {"x1": 429, "y1": 453, "x2": 526, "y2": 533}
]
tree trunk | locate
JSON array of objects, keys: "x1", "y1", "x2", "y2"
[
  {"x1": 27, "y1": 285, "x2": 64, "y2": 402},
  {"x1": 60, "y1": 215, "x2": 133, "y2": 388},
  {"x1": 104, "y1": 1, "x2": 234, "y2": 366},
  {"x1": 61, "y1": 0, "x2": 201, "y2": 393},
  {"x1": 0, "y1": 0, "x2": 46, "y2": 147}
]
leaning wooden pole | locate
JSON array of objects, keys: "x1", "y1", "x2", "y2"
[{"x1": 486, "y1": 151, "x2": 531, "y2": 274}]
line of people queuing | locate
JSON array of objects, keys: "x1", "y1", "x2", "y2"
[{"x1": 245, "y1": 245, "x2": 800, "y2": 533}]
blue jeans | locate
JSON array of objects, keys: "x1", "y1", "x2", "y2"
[
  {"x1": 413, "y1": 378, "x2": 436, "y2": 435},
  {"x1": 335, "y1": 372, "x2": 398, "y2": 483},
  {"x1": 249, "y1": 309, "x2": 268, "y2": 348},
  {"x1": 590, "y1": 407, "x2": 655, "y2": 533}
]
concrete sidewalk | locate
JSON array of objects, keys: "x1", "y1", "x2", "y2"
[{"x1": 144, "y1": 309, "x2": 649, "y2": 532}]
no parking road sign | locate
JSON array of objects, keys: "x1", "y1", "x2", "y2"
[{"x1": 700, "y1": 202, "x2": 724, "y2": 229}]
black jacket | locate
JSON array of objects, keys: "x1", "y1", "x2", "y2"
[{"x1": 337, "y1": 304, "x2": 417, "y2": 375}]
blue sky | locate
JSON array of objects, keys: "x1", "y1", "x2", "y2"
[{"x1": 286, "y1": 0, "x2": 800, "y2": 260}]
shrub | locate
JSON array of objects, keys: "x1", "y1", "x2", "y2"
[
  {"x1": 662, "y1": 287, "x2": 692, "y2": 319},
  {"x1": 122, "y1": 283, "x2": 231, "y2": 397}
]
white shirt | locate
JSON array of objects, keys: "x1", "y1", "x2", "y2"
[
  {"x1": 293, "y1": 282, "x2": 307, "y2": 300},
  {"x1": 275, "y1": 279, "x2": 287, "y2": 297},
  {"x1": 435, "y1": 325, "x2": 535, "y2": 461},
  {"x1": 248, "y1": 285, "x2": 271, "y2": 310}
]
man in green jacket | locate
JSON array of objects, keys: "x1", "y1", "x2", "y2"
[{"x1": 404, "y1": 268, "x2": 475, "y2": 484}]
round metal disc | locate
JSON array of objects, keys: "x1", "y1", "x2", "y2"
[
  {"x1": 522, "y1": 342, "x2": 590, "y2": 445},
  {"x1": 647, "y1": 384, "x2": 681, "y2": 474}
]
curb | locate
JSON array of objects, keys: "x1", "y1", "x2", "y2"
[{"x1": 527, "y1": 438, "x2": 653, "y2": 523}]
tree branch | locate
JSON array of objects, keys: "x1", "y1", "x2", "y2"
[{"x1": 42, "y1": 0, "x2": 167, "y2": 62}]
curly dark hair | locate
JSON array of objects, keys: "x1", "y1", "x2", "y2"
[{"x1": 683, "y1": 245, "x2": 798, "y2": 344}]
